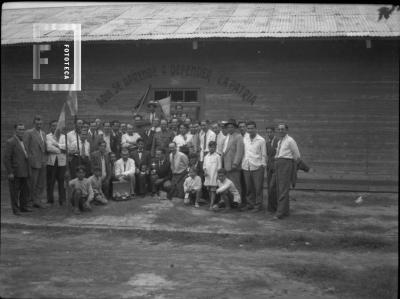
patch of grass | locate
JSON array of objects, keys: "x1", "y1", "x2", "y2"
[{"x1": 275, "y1": 262, "x2": 398, "y2": 299}]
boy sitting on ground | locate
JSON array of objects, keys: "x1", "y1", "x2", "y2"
[
  {"x1": 68, "y1": 165, "x2": 94, "y2": 214},
  {"x1": 88, "y1": 166, "x2": 108, "y2": 205},
  {"x1": 183, "y1": 167, "x2": 202, "y2": 208},
  {"x1": 214, "y1": 168, "x2": 241, "y2": 212}
]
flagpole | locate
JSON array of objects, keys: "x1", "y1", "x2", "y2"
[{"x1": 65, "y1": 117, "x2": 71, "y2": 210}]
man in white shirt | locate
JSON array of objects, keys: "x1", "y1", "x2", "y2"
[
  {"x1": 241, "y1": 121, "x2": 267, "y2": 212},
  {"x1": 114, "y1": 148, "x2": 136, "y2": 196},
  {"x1": 199, "y1": 120, "x2": 216, "y2": 162},
  {"x1": 173, "y1": 124, "x2": 193, "y2": 150},
  {"x1": 211, "y1": 122, "x2": 226, "y2": 155},
  {"x1": 121, "y1": 124, "x2": 141, "y2": 148},
  {"x1": 46, "y1": 120, "x2": 67, "y2": 205},
  {"x1": 68, "y1": 129, "x2": 91, "y2": 179},
  {"x1": 271, "y1": 123, "x2": 301, "y2": 220},
  {"x1": 67, "y1": 118, "x2": 83, "y2": 147}
]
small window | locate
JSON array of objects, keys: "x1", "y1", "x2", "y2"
[{"x1": 154, "y1": 88, "x2": 198, "y2": 102}]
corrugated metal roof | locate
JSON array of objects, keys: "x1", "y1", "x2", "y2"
[{"x1": 2, "y1": 3, "x2": 399, "y2": 45}]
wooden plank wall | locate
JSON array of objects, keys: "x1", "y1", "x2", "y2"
[{"x1": 1, "y1": 40, "x2": 398, "y2": 191}]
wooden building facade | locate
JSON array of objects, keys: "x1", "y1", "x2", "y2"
[{"x1": 1, "y1": 4, "x2": 399, "y2": 191}]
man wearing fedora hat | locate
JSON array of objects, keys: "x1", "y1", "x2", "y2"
[{"x1": 221, "y1": 119, "x2": 244, "y2": 208}]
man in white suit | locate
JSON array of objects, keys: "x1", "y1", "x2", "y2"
[{"x1": 46, "y1": 120, "x2": 67, "y2": 206}]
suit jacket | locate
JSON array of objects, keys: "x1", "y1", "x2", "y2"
[
  {"x1": 90, "y1": 150, "x2": 111, "y2": 180},
  {"x1": 131, "y1": 149, "x2": 152, "y2": 171},
  {"x1": 3, "y1": 136, "x2": 30, "y2": 177},
  {"x1": 46, "y1": 133, "x2": 67, "y2": 166},
  {"x1": 141, "y1": 128, "x2": 156, "y2": 153},
  {"x1": 88, "y1": 132, "x2": 103, "y2": 153},
  {"x1": 266, "y1": 136, "x2": 279, "y2": 171},
  {"x1": 222, "y1": 132, "x2": 244, "y2": 171},
  {"x1": 151, "y1": 157, "x2": 171, "y2": 179},
  {"x1": 23, "y1": 128, "x2": 47, "y2": 168}
]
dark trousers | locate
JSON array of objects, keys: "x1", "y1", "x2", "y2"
[
  {"x1": 266, "y1": 166, "x2": 277, "y2": 212},
  {"x1": 70, "y1": 189, "x2": 87, "y2": 211},
  {"x1": 135, "y1": 173, "x2": 149, "y2": 195},
  {"x1": 243, "y1": 166, "x2": 265, "y2": 208},
  {"x1": 240, "y1": 169, "x2": 247, "y2": 205},
  {"x1": 271, "y1": 158, "x2": 294, "y2": 218},
  {"x1": 29, "y1": 166, "x2": 46, "y2": 205},
  {"x1": 150, "y1": 175, "x2": 170, "y2": 194},
  {"x1": 8, "y1": 177, "x2": 29, "y2": 213},
  {"x1": 46, "y1": 160, "x2": 66, "y2": 204},
  {"x1": 169, "y1": 171, "x2": 187, "y2": 199},
  {"x1": 226, "y1": 169, "x2": 241, "y2": 194}
]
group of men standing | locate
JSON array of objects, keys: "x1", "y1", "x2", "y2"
[{"x1": 3, "y1": 101, "x2": 302, "y2": 219}]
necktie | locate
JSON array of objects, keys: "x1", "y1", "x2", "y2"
[
  {"x1": 276, "y1": 139, "x2": 282, "y2": 158},
  {"x1": 81, "y1": 140, "x2": 86, "y2": 157}
]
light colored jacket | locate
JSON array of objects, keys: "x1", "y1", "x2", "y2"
[
  {"x1": 222, "y1": 132, "x2": 244, "y2": 171},
  {"x1": 46, "y1": 133, "x2": 66, "y2": 166},
  {"x1": 115, "y1": 158, "x2": 136, "y2": 177}
]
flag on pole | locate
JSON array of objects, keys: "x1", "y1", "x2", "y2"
[
  {"x1": 55, "y1": 103, "x2": 66, "y2": 136},
  {"x1": 67, "y1": 88, "x2": 78, "y2": 116},
  {"x1": 133, "y1": 84, "x2": 151, "y2": 115},
  {"x1": 158, "y1": 96, "x2": 171, "y2": 119}
]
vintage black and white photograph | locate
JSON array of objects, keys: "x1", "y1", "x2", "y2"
[{"x1": 1, "y1": 2, "x2": 399, "y2": 298}]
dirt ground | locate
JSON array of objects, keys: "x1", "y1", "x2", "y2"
[{"x1": 0, "y1": 180, "x2": 398, "y2": 299}]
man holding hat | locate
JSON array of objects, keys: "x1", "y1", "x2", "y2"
[{"x1": 221, "y1": 119, "x2": 244, "y2": 207}]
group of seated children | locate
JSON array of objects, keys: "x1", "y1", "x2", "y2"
[{"x1": 183, "y1": 141, "x2": 241, "y2": 211}]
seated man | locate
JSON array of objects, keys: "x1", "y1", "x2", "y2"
[
  {"x1": 68, "y1": 165, "x2": 94, "y2": 214},
  {"x1": 150, "y1": 148, "x2": 171, "y2": 199},
  {"x1": 214, "y1": 168, "x2": 241, "y2": 212},
  {"x1": 88, "y1": 167, "x2": 108, "y2": 205},
  {"x1": 183, "y1": 167, "x2": 202, "y2": 208},
  {"x1": 114, "y1": 148, "x2": 136, "y2": 198}
]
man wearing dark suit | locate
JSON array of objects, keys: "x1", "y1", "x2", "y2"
[
  {"x1": 111, "y1": 120, "x2": 122, "y2": 158},
  {"x1": 265, "y1": 126, "x2": 279, "y2": 213},
  {"x1": 23, "y1": 115, "x2": 47, "y2": 209},
  {"x1": 3, "y1": 123, "x2": 32, "y2": 215},
  {"x1": 90, "y1": 140, "x2": 112, "y2": 198},
  {"x1": 221, "y1": 119, "x2": 244, "y2": 209},
  {"x1": 131, "y1": 138, "x2": 152, "y2": 195},
  {"x1": 102, "y1": 122, "x2": 119, "y2": 155},
  {"x1": 142, "y1": 120, "x2": 158, "y2": 155},
  {"x1": 150, "y1": 148, "x2": 172, "y2": 198},
  {"x1": 88, "y1": 121, "x2": 103, "y2": 153}
]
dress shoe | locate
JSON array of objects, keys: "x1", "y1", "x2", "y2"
[{"x1": 20, "y1": 208, "x2": 33, "y2": 212}]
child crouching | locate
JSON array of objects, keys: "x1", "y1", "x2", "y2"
[
  {"x1": 183, "y1": 167, "x2": 202, "y2": 207},
  {"x1": 214, "y1": 168, "x2": 241, "y2": 212},
  {"x1": 68, "y1": 165, "x2": 94, "y2": 214},
  {"x1": 88, "y1": 166, "x2": 108, "y2": 205}
]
